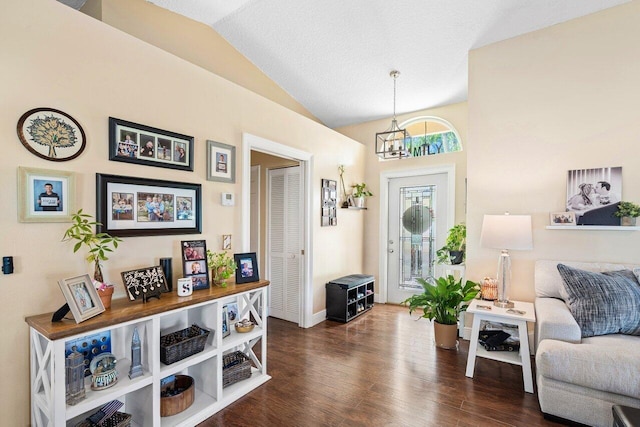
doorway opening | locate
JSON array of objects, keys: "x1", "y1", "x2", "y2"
[{"x1": 241, "y1": 133, "x2": 313, "y2": 327}]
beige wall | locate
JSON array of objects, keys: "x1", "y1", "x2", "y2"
[
  {"x1": 0, "y1": 0, "x2": 365, "y2": 423},
  {"x1": 467, "y1": 1, "x2": 640, "y2": 302},
  {"x1": 336, "y1": 102, "x2": 468, "y2": 291},
  {"x1": 82, "y1": 0, "x2": 319, "y2": 124}
]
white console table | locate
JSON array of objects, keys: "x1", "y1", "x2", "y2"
[{"x1": 26, "y1": 281, "x2": 270, "y2": 426}]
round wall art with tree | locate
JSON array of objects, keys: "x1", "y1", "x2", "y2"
[{"x1": 17, "y1": 108, "x2": 86, "y2": 161}]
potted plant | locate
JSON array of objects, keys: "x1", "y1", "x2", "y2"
[
  {"x1": 403, "y1": 275, "x2": 479, "y2": 349},
  {"x1": 351, "y1": 183, "x2": 373, "y2": 208},
  {"x1": 62, "y1": 209, "x2": 122, "y2": 308},
  {"x1": 206, "y1": 250, "x2": 237, "y2": 287},
  {"x1": 614, "y1": 201, "x2": 640, "y2": 226},
  {"x1": 436, "y1": 223, "x2": 466, "y2": 265}
]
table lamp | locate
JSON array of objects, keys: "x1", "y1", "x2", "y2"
[{"x1": 480, "y1": 213, "x2": 533, "y2": 308}]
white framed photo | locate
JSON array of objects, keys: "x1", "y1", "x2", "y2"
[
  {"x1": 549, "y1": 211, "x2": 576, "y2": 225},
  {"x1": 58, "y1": 274, "x2": 105, "y2": 323}
]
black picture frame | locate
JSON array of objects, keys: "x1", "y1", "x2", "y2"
[
  {"x1": 234, "y1": 252, "x2": 259, "y2": 284},
  {"x1": 96, "y1": 173, "x2": 202, "y2": 237},
  {"x1": 108, "y1": 117, "x2": 194, "y2": 171},
  {"x1": 181, "y1": 240, "x2": 210, "y2": 291}
]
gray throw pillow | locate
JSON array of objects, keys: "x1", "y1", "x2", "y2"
[{"x1": 557, "y1": 264, "x2": 640, "y2": 338}]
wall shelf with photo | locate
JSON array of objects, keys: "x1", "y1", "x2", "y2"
[{"x1": 546, "y1": 225, "x2": 640, "y2": 231}]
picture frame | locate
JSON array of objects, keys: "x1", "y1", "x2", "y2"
[
  {"x1": 18, "y1": 166, "x2": 75, "y2": 223},
  {"x1": 206, "y1": 140, "x2": 235, "y2": 183},
  {"x1": 549, "y1": 211, "x2": 576, "y2": 226},
  {"x1": 121, "y1": 265, "x2": 169, "y2": 302},
  {"x1": 222, "y1": 234, "x2": 232, "y2": 250},
  {"x1": 566, "y1": 167, "x2": 622, "y2": 226},
  {"x1": 108, "y1": 117, "x2": 194, "y2": 172},
  {"x1": 321, "y1": 178, "x2": 337, "y2": 226},
  {"x1": 222, "y1": 305, "x2": 230, "y2": 338},
  {"x1": 234, "y1": 252, "x2": 259, "y2": 284},
  {"x1": 17, "y1": 108, "x2": 86, "y2": 162},
  {"x1": 58, "y1": 274, "x2": 105, "y2": 323},
  {"x1": 181, "y1": 240, "x2": 210, "y2": 291},
  {"x1": 96, "y1": 173, "x2": 202, "y2": 237},
  {"x1": 225, "y1": 302, "x2": 239, "y2": 322}
]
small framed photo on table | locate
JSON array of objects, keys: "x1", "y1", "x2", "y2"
[
  {"x1": 58, "y1": 274, "x2": 105, "y2": 323},
  {"x1": 234, "y1": 252, "x2": 259, "y2": 284},
  {"x1": 222, "y1": 305, "x2": 230, "y2": 338}
]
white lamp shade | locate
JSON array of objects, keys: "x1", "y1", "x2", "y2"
[{"x1": 480, "y1": 214, "x2": 533, "y2": 250}]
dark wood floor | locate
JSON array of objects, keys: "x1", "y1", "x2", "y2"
[{"x1": 200, "y1": 304, "x2": 566, "y2": 427}]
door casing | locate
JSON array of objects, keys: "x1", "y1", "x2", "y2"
[{"x1": 242, "y1": 133, "x2": 314, "y2": 327}]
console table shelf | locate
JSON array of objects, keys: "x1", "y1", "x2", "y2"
[
  {"x1": 26, "y1": 281, "x2": 270, "y2": 427},
  {"x1": 546, "y1": 226, "x2": 640, "y2": 231}
]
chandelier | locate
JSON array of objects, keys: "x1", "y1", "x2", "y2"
[{"x1": 375, "y1": 70, "x2": 411, "y2": 159}]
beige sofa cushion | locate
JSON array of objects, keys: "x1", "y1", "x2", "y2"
[{"x1": 536, "y1": 334, "x2": 640, "y2": 399}]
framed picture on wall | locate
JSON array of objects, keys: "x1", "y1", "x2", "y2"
[
  {"x1": 207, "y1": 140, "x2": 236, "y2": 183},
  {"x1": 96, "y1": 173, "x2": 202, "y2": 237},
  {"x1": 18, "y1": 167, "x2": 76, "y2": 223},
  {"x1": 108, "y1": 117, "x2": 194, "y2": 171},
  {"x1": 566, "y1": 167, "x2": 621, "y2": 226}
]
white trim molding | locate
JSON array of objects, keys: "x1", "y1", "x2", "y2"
[{"x1": 242, "y1": 133, "x2": 314, "y2": 328}]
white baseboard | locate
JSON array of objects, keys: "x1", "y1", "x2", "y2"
[{"x1": 308, "y1": 309, "x2": 327, "y2": 328}]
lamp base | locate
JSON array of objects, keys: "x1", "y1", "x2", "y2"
[{"x1": 494, "y1": 300, "x2": 514, "y2": 308}]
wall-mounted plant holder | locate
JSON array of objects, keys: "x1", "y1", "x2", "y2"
[{"x1": 321, "y1": 179, "x2": 337, "y2": 226}]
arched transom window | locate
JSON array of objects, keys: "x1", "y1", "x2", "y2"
[{"x1": 399, "y1": 116, "x2": 462, "y2": 157}]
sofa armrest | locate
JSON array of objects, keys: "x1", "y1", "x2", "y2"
[{"x1": 534, "y1": 297, "x2": 581, "y2": 347}]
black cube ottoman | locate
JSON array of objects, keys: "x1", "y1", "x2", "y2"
[{"x1": 613, "y1": 405, "x2": 640, "y2": 427}]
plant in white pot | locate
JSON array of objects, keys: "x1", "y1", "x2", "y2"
[
  {"x1": 614, "y1": 201, "x2": 640, "y2": 226},
  {"x1": 403, "y1": 275, "x2": 479, "y2": 349},
  {"x1": 351, "y1": 183, "x2": 373, "y2": 208},
  {"x1": 62, "y1": 209, "x2": 122, "y2": 308}
]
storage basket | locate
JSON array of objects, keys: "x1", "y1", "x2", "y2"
[
  {"x1": 160, "y1": 324, "x2": 210, "y2": 365},
  {"x1": 160, "y1": 375, "x2": 195, "y2": 417},
  {"x1": 222, "y1": 351, "x2": 252, "y2": 388}
]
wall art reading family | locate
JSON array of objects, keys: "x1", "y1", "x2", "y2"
[
  {"x1": 96, "y1": 174, "x2": 202, "y2": 237},
  {"x1": 108, "y1": 117, "x2": 194, "y2": 172},
  {"x1": 18, "y1": 166, "x2": 75, "y2": 223},
  {"x1": 17, "y1": 108, "x2": 87, "y2": 162},
  {"x1": 181, "y1": 240, "x2": 210, "y2": 290},
  {"x1": 121, "y1": 265, "x2": 169, "y2": 302},
  {"x1": 566, "y1": 166, "x2": 621, "y2": 226}
]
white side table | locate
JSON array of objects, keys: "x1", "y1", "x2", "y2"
[{"x1": 464, "y1": 299, "x2": 536, "y2": 393}]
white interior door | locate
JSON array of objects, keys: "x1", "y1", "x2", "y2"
[
  {"x1": 267, "y1": 166, "x2": 303, "y2": 323},
  {"x1": 387, "y1": 173, "x2": 448, "y2": 304}
]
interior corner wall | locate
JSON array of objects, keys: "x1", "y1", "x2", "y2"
[
  {"x1": 96, "y1": 0, "x2": 320, "y2": 124},
  {"x1": 0, "y1": 0, "x2": 365, "y2": 422},
  {"x1": 467, "y1": 1, "x2": 640, "y2": 301},
  {"x1": 336, "y1": 102, "x2": 468, "y2": 293}
]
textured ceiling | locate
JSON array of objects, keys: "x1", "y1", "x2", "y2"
[{"x1": 147, "y1": 1, "x2": 628, "y2": 127}]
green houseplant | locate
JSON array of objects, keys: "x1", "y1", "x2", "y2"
[
  {"x1": 614, "y1": 201, "x2": 640, "y2": 226},
  {"x1": 436, "y1": 223, "x2": 466, "y2": 265},
  {"x1": 403, "y1": 275, "x2": 479, "y2": 348},
  {"x1": 207, "y1": 250, "x2": 237, "y2": 287},
  {"x1": 351, "y1": 183, "x2": 373, "y2": 208},
  {"x1": 62, "y1": 209, "x2": 122, "y2": 283}
]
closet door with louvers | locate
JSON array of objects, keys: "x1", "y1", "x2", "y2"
[{"x1": 267, "y1": 166, "x2": 302, "y2": 323}]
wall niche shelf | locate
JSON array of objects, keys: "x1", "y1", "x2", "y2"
[
  {"x1": 341, "y1": 206, "x2": 367, "y2": 210},
  {"x1": 26, "y1": 281, "x2": 270, "y2": 427},
  {"x1": 546, "y1": 225, "x2": 640, "y2": 231}
]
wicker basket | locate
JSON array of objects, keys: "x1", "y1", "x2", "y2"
[
  {"x1": 222, "y1": 351, "x2": 252, "y2": 388},
  {"x1": 160, "y1": 324, "x2": 210, "y2": 365}
]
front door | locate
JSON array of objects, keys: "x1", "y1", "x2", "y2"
[{"x1": 386, "y1": 173, "x2": 448, "y2": 304}]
